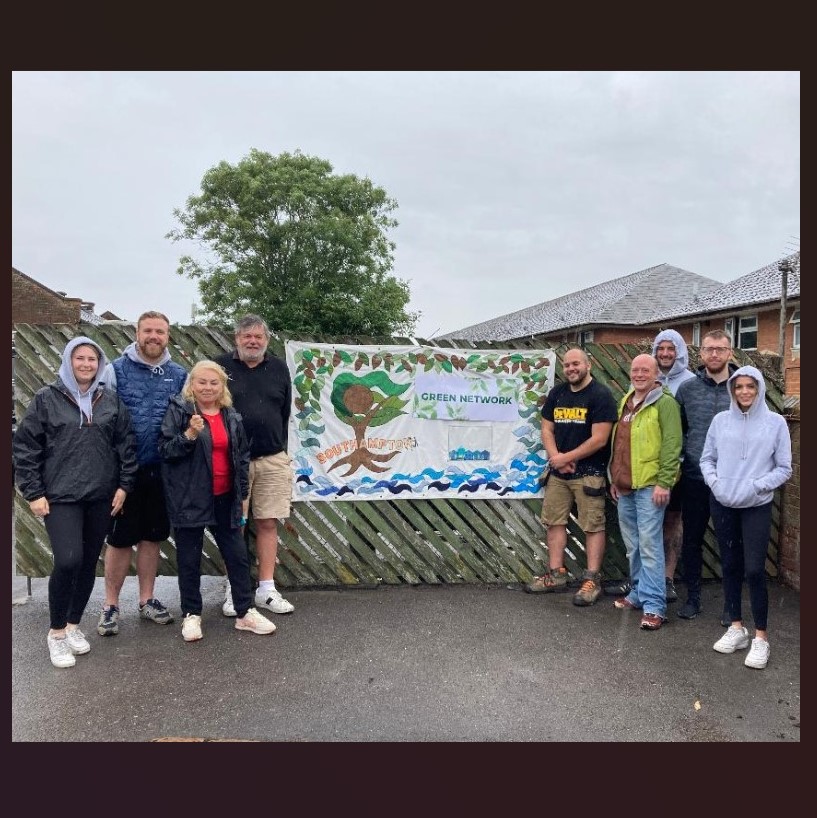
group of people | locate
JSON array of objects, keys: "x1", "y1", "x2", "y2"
[
  {"x1": 13, "y1": 316, "x2": 792, "y2": 673},
  {"x1": 526, "y1": 329, "x2": 792, "y2": 669},
  {"x1": 13, "y1": 311, "x2": 295, "y2": 668}
]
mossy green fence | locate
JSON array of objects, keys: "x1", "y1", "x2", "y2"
[{"x1": 12, "y1": 323, "x2": 784, "y2": 586}]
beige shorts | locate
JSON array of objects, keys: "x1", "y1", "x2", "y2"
[
  {"x1": 248, "y1": 452, "x2": 293, "y2": 520},
  {"x1": 541, "y1": 473, "x2": 607, "y2": 533}
]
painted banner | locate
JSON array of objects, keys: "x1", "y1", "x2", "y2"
[{"x1": 286, "y1": 342, "x2": 556, "y2": 501}]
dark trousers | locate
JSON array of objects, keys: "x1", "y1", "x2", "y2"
[
  {"x1": 680, "y1": 476, "x2": 712, "y2": 601},
  {"x1": 174, "y1": 493, "x2": 254, "y2": 618},
  {"x1": 44, "y1": 500, "x2": 111, "y2": 630},
  {"x1": 710, "y1": 498, "x2": 772, "y2": 631}
]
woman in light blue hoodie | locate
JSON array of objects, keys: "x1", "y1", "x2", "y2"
[{"x1": 699, "y1": 366, "x2": 791, "y2": 669}]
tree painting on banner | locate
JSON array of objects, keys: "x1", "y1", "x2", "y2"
[{"x1": 286, "y1": 343, "x2": 556, "y2": 501}]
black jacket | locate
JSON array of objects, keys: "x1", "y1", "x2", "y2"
[
  {"x1": 13, "y1": 380, "x2": 138, "y2": 503},
  {"x1": 159, "y1": 394, "x2": 250, "y2": 529}
]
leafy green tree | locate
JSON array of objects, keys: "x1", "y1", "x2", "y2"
[{"x1": 167, "y1": 149, "x2": 418, "y2": 335}]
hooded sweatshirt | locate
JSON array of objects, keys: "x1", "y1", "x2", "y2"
[
  {"x1": 651, "y1": 329, "x2": 695, "y2": 397},
  {"x1": 58, "y1": 336, "x2": 109, "y2": 426},
  {"x1": 13, "y1": 337, "x2": 138, "y2": 503},
  {"x1": 699, "y1": 366, "x2": 792, "y2": 508}
]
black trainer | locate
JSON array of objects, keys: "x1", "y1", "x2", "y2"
[
  {"x1": 665, "y1": 578, "x2": 678, "y2": 603},
  {"x1": 677, "y1": 598, "x2": 701, "y2": 619},
  {"x1": 604, "y1": 578, "x2": 632, "y2": 597}
]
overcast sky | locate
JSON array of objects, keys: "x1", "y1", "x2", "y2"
[{"x1": 12, "y1": 71, "x2": 799, "y2": 338}]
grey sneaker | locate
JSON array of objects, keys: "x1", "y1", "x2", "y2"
[
  {"x1": 572, "y1": 571, "x2": 602, "y2": 607},
  {"x1": 97, "y1": 605, "x2": 120, "y2": 636},
  {"x1": 139, "y1": 598, "x2": 174, "y2": 625},
  {"x1": 65, "y1": 627, "x2": 91, "y2": 655}
]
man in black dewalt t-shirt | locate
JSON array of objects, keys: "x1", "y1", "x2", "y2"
[
  {"x1": 217, "y1": 314, "x2": 295, "y2": 618},
  {"x1": 525, "y1": 347, "x2": 618, "y2": 606}
]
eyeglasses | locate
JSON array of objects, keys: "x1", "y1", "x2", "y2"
[{"x1": 701, "y1": 346, "x2": 731, "y2": 355}]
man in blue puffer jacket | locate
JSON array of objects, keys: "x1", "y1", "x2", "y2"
[{"x1": 97, "y1": 311, "x2": 188, "y2": 637}]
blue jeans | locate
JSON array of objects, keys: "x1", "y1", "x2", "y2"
[{"x1": 617, "y1": 488, "x2": 667, "y2": 617}]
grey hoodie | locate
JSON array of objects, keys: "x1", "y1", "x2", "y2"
[
  {"x1": 57, "y1": 336, "x2": 109, "y2": 427},
  {"x1": 651, "y1": 329, "x2": 695, "y2": 397},
  {"x1": 699, "y1": 365, "x2": 792, "y2": 508},
  {"x1": 103, "y1": 341, "x2": 173, "y2": 390}
]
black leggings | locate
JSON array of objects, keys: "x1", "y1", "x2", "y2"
[
  {"x1": 44, "y1": 501, "x2": 111, "y2": 630},
  {"x1": 710, "y1": 498, "x2": 772, "y2": 631}
]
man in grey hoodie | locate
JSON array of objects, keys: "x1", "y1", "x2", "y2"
[{"x1": 98, "y1": 311, "x2": 187, "y2": 636}]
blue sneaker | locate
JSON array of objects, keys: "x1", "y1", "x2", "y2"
[
  {"x1": 97, "y1": 605, "x2": 120, "y2": 636},
  {"x1": 138, "y1": 598, "x2": 174, "y2": 625}
]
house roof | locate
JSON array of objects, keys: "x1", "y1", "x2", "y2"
[
  {"x1": 440, "y1": 264, "x2": 722, "y2": 342},
  {"x1": 80, "y1": 309, "x2": 104, "y2": 325},
  {"x1": 13, "y1": 266, "x2": 107, "y2": 324},
  {"x1": 653, "y1": 251, "x2": 800, "y2": 321}
]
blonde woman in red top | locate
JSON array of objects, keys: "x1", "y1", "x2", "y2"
[{"x1": 159, "y1": 361, "x2": 275, "y2": 642}]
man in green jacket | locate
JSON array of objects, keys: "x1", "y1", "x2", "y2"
[{"x1": 608, "y1": 354, "x2": 682, "y2": 631}]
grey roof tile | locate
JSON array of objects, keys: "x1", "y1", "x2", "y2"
[
  {"x1": 441, "y1": 264, "x2": 721, "y2": 341},
  {"x1": 654, "y1": 251, "x2": 800, "y2": 320}
]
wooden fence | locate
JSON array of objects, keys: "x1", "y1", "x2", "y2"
[{"x1": 12, "y1": 323, "x2": 785, "y2": 587}]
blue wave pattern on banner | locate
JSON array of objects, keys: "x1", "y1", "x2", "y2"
[{"x1": 293, "y1": 452, "x2": 546, "y2": 498}]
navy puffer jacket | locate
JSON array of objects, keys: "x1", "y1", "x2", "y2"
[{"x1": 112, "y1": 355, "x2": 187, "y2": 465}]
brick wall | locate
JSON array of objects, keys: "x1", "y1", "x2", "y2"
[
  {"x1": 534, "y1": 305, "x2": 801, "y2": 397},
  {"x1": 779, "y1": 419, "x2": 800, "y2": 591},
  {"x1": 12, "y1": 269, "x2": 82, "y2": 325}
]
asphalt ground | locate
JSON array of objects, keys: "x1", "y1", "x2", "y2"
[{"x1": 11, "y1": 572, "x2": 800, "y2": 742}]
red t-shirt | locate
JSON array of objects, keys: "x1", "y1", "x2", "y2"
[{"x1": 203, "y1": 411, "x2": 232, "y2": 496}]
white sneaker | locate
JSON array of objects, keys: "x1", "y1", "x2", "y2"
[
  {"x1": 713, "y1": 625, "x2": 750, "y2": 654},
  {"x1": 255, "y1": 588, "x2": 294, "y2": 614},
  {"x1": 744, "y1": 637, "x2": 771, "y2": 669},
  {"x1": 65, "y1": 627, "x2": 91, "y2": 655},
  {"x1": 222, "y1": 584, "x2": 237, "y2": 617},
  {"x1": 47, "y1": 634, "x2": 76, "y2": 668},
  {"x1": 182, "y1": 614, "x2": 203, "y2": 642},
  {"x1": 235, "y1": 607, "x2": 276, "y2": 635}
]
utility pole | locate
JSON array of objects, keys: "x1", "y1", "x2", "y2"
[{"x1": 777, "y1": 258, "x2": 791, "y2": 381}]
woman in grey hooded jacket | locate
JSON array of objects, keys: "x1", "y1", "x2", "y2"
[
  {"x1": 699, "y1": 365, "x2": 791, "y2": 669},
  {"x1": 13, "y1": 337, "x2": 137, "y2": 668}
]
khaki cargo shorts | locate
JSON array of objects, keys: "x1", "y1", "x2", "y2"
[
  {"x1": 540, "y1": 473, "x2": 607, "y2": 533},
  {"x1": 248, "y1": 452, "x2": 294, "y2": 520}
]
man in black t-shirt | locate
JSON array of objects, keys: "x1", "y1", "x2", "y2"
[
  {"x1": 525, "y1": 347, "x2": 618, "y2": 606},
  {"x1": 217, "y1": 314, "x2": 295, "y2": 618}
]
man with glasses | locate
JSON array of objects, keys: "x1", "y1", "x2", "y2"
[{"x1": 675, "y1": 330, "x2": 737, "y2": 621}]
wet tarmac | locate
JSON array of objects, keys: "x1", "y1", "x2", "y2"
[{"x1": 12, "y1": 572, "x2": 800, "y2": 742}]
